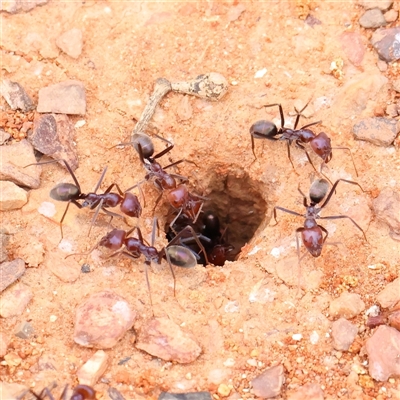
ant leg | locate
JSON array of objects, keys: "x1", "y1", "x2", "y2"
[
  {"x1": 264, "y1": 103, "x2": 285, "y2": 128},
  {"x1": 300, "y1": 120, "x2": 322, "y2": 130},
  {"x1": 169, "y1": 208, "x2": 183, "y2": 234},
  {"x1": 320, "y1": 224, "x2": 329, "y2": 245},
  {"x1": 297, "y1": 184, "x2": 309, "y2": 207},
  {"x1": 59, "y1": 200, "x2": 83, "y2": 239},
  {"x1": 144, "y1": 260, "x2": 153, "y2": 315},
  {"x1": 152, "y1": 143, "x2": 174, "y2": 160},
  {"x1": 163, "y1": 247, "x2": 176, "y2": 297},
  {"x1": 271, "y1": 206, "x2": 304, "y2": 226},
  {"x1": 251, "y1": 134, "x2": 257, "y2": 159},
  {"x1": 163, "y1": 159, "x2": 184, "y2": 170},
  {"x1": 92, "y1": 167, "x2": 108, "y2": 193},
  {"x1": 319, "y1": 179, "x2": 365, "y2": 209},
  {"x1": 152, "y1": 192, "x2": 164, "y2": 213},
  {"x1": 25, "y1": 159, "x2": 81, "y2": 191},
  {"x1": 331, "y1": 147, "x2": 359, "y2": 177},
  {"x1": 192, "y1": 200, "x2": 204, "y2": 224},
  {"x1": 151, "y1": 217, "x2": 158, "y2": 247},
  {"x1": 319, "y1": 215, "x2": 367, "y2": 242},
  {"x1": 65, "y1": 238, "x2": 101, "y2": 259},
  {"x1": 125, "y1": 179, "x2": 146, "y2": 193},
  {"x1": 286, "y1": 141, "x2": 296, "y2": 171}
]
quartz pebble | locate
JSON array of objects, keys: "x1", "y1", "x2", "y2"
[
  {"x1": 0, "y1": 79, "x2": 34, "y2": 111},
  {"x1": 366, "y1": 325, "x2": 400, "y2": 381},
  {"x1": 0, "y1": 181, "x2": 28, "y2": 211},
  {"x1": 287, "y1": 383, "x2": 324, "y2": 400},
  {"x1": 0, "y1": 258, "x2": 26, "y2": 292},
  {"x1": 0, "y1": 282, "x2": 33, "y2": 318},
  {"x1": 331, "y1": 318, "x2": 358, "y2": 351},
  {"x1": 136, "y1": 317, "x2": 202, "y2": 364},
  {"x1": 329, "y1": 292, "x2": 365, "y2": 319},
  {"x1": 74, "y1": 291, "x2": 136, "y2": 349},
  {"x1": 251, "y1": 364, "x2": 284, "y2": 398},
  {"x1": 376, "y1": 278, "x2": 400, "y2": 308},
  {"x1": 353, "y1": 117, "x2": 398, "y2": 147},
  {"x1": 0, "y1": 139, "x2": 41, "y2": 188},
  {"x1": 56, "y1": 28, "x2": 83, "y2": 59},
  {"x1": 14, "y1": 321, "x2": 35, "y2": 339},
  {"x1": 358, "y1": 0, "x2": 393, "y2": 10},
  {"x1": 30, "y1": 113, "x2": 79, "y2": 171},
  {"x1": 77, "y1": 350, "x2": 109, "y2": 386},
  {"x1": 37, "y1": 80, "x2": 86, "y2": 115}
]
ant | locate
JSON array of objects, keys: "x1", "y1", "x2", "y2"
[
  {"x1": 67, "y1": 218, "x2": 208, "y2": 312},
  {"x1": 271, "y1": 178, "x2": 367, "y2": 260},
  {"x1": 250, "y1": 102, "x2": 358, "y2": 182},
  {"x1": 127, "y1": 133, "x2": 207, "y2": 230},
  {"x1": 25, "y1": 159, "x2": 142, "y2": 238},
  {"x1": 24, "y1": 384, "x2": 95, "y2": 400}
]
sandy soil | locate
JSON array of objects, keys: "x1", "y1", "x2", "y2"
[{"x1": 1, "y1": 1, "x2": 400, "y2": 399}]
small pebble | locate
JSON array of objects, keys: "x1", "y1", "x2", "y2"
[
  {"x1": 251, "y1": 364, "x2": 284, "y2": 398},
  {"x1": 331, "y1": 318, "x2": 358, "y2": 351},
  {"x1": 159, "y1": 392, "x2": 213, "y2": 400},
  {"x1": 329, "y1": 291, "x2": 365, "y2": 318},
  {"x1": 14, "y1": 321, "x2": 34, "y2": 339},
  {"x1": 77, "y1": 350, "x2": 109, "y2": 386},
  {"x1": 217, "y1": 384, "x2": 231, "y2": 397},
  {"x1": 358, "y1": 0, "x2": 393, "y2": 10},
  {"x1": 384, "y1": 8, "x2": 398, "y2": 23},
  {"x1": 371, "y1": 27, "x2": 400, "y2": 62},
  {"x1": 0, "y1": 181, "x2": 28, "y2": 211},
  {"x1": 359, "y1": 9, "x2": 387, "y2": 28},
  {"x1": 353, "y1": 117, "x2": 398, "y2": 147},
  {"x1": 49, "y1": 315, "x2": 57, "y2": 322},
  {"x1": 56, "y1": 28, "x2": 83, "y2": 59},
  {"x1": 0, "y1": 79, "x2": 34, "y2": 111},
  {"x1": 373, "y1": 189, "x2": 400, "y2": 239},
  {"x1": 376, "y1": 278, "x2": 400, "y2": 308},
  {"x1": 0, "y1": 282, "x2": 33, "y2": 318},
  {"x1": 0, "y1": 258, "x2": 26, "y2": 292}
]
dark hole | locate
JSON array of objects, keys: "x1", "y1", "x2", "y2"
[{"x1": 166, "y1": 170, "x2": 268, "y2": 266}]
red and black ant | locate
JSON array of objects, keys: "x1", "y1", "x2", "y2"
[
  {"x1": 25, "y1": 159, "x2": 142, "y2": 238},
  {"x1": 24, "y1": 384, "x2": 95, "y2": 400},
  {"x1": 271, "y1": 178, "x2": 367, "y2": 261},
  {"x1": 127, "y1": 133, "x2": 207, "y2": 230},
  {"x1": 250, "y1": 102, "x2": 358, "y2": 182},
  {"x1": 67, "y1": 218, "x2": 208, "y2": 312}
]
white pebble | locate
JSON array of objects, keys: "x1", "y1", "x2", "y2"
[
  {"x1": 309, "y1": 331, "x2": 319, "y2": 344},
  {"x1": 58, "y1": 239, "x2": 73, "y2": 253},
  {"x1": 49, "y1": 315, "x2": 57, "y2": 322},
  {"x1": 248, "y1": 245, "x2": 261, "y2": 255},
  {"x1": 38, "y1": 201, "x2": 56, "y2": 217},
  {"x1": 224, "y1": 300, "x2": 240, "y2": 313},
  {"x1": 254, "y1": 68, "x2": 267, "y2": 78},
  {"x1": 270, "y1": 247, "x2": 281, "y2": 258},
  {"x1": 223, "y1": 358, "x2": 235, "y2": 367},
  {"x1": 74, "y1": 120, "x2": 86, "y2": 128},
  {"x1": 292, "y1": 333, "x2": 303, "y2": 341}
]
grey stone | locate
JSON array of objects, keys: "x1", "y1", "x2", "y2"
[
  {"x1": 358, "y1": 0, "x2": 393, "y2": 11},
  {"x1": 136, "y1": 317, "x2": 202, "y2": 364},
  {"x1": 366, "y1": 325, "x2": 400, "y2": 381},
  {"x1": 1, "y1": 0, "x2": 48, "y2": 13},
  {"x1": 0, "y1": 139, "x2": 42, "y2": 188},
  {"x1": 251, "y1": 364, "x2": 284, "y2": 398},
  {"x1": 74, "y1": 291, "x2": 136, "y2": 349},
  {"x1": 56, "y1": 28, "x2": 83, "y2": 59},
  {"x1": 329, "y1": 292, "x2": 365, "y2": 319},
  {"x1": 0, "y1": 230, "x2": 10, "y2": 263},
  {"x1": 353, "y1": 117, "x2": 398, "y2": 146},
  {"x1": 371, "y1": 27, "x2": 400, "y2": 62},
  {"x1": 0, "y1": 258, "x2": 25, "y2": 292},
  {"x1": 14, "y1": 321, "x2": 35, "y2": 339},
  {"x1": 373, "y1": 188, "x2": 400, "y2": 238},
  {"x1": 30, "y1": 113, "x2": 78, "y2": 171},
  {"x1": 359, "y1": 9, "x2": 387, "y2": 28},
  {"x1": 37, "y1": 80, "x2": 86, "y2": 115},
  {"x1": 0, "y1": 80, "x2": 34, "y2": 111},
  {"x1": 0, "y1": 181, "x2": 28, "y2": 211},
  {"x1": 159, "y1": 392, "x2": 212, "y2": 400},
  {"x1": 376, "y1": 278, "x2": 400, "y2": 308},
  {"x1": 331, "y1": 318, "x2": 358, "y2": 351}
]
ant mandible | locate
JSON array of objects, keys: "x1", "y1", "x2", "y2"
[
  {"x1": 250, "y1": 102, "x2": 358, "y2": 181},
  {"x1": 25, "y1": 159, "x2": 142, "y2": 238},
  {"x1": 271, "y1": 178, "x2": 367, "y2": 260}
]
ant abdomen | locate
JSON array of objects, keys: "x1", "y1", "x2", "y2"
[
  {"x1": 132, "y1": 133, "x2": 155, "y2": 159},
  {"x1": 71, "y1": 384, "x2": 96, "y2": 400},
  {"x1": 309, "y1": 178, "x2": 330, "y2": 204},
  {"x1": 50, "y1": 183, "x2": 80, "y2": 201},
  {"x1": 250, "y1": 120, "x2": 278, "y2": 139},
  {"x1": 166, "y1": 245, "x2": 197, "y2": 268}
]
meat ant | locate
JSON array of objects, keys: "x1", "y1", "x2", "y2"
[
  {"x1": 250, "y1": 102, "x2": 358, "y2": 181},
  {"x1": 66, "y1": 218, "x2": 208, "y2": 312},
  {"x1": 24, "y1": 384, "x2": 95, "y2": 400},
  {"x1": 25, "y1": 159, "x2": 142, "y2": 238},
  {"x1": 127, "y1": 133, "x2": 207, "y2": 230},
  {"x1": 271, "y1": 178, "x2": 367, "y2": 260}
]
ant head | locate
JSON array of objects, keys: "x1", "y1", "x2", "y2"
[
  {"x1": 167, "y1": 185, "x2": 188, "y2": 208},
  {"x1": 132, "y1": 133, "x2": 154, "y2": 159},
  {"x1": 309, "y1": 179, "x2": 329, "y2": 204},
  {"x1": 50, "y1": 183, "x2": 80, "y2": 202},
  {"x1": 310, "y1": 132, "x2": 332, "y2": 162},
  {"x1": 166, "y1": 245, "x2": 197, "y2": 268},
  {"x1": 203, "y1": 211, "x2": 220, "y2": 236},
  {"x1": 301, "y1": 222, "x2": 323, "y2": 257},
  {"x1": 250, "y1": 120, "x2": 279, "y2": 140},
  {"x1": 99, "y1": 229, "x2": 126, "y2": 250}
]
